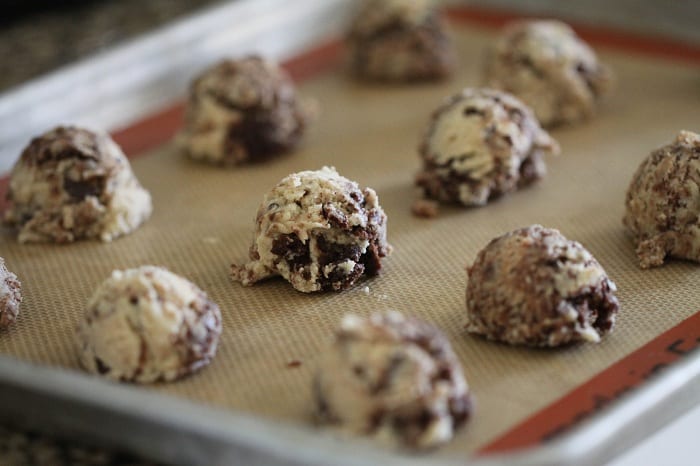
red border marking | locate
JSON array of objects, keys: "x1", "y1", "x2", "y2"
[
  {"x1": 284, "y1": 39, "x2": 344, "y2": 82},
  {"x1": 446, "y1": 7, "x2": 700, "y2": 65},
  {"x1": 479, "y1": 312, "x2": 700, "y2": 454},
  {"x1": 110, "y1": 103, "x2": 185, "y2": 158}
]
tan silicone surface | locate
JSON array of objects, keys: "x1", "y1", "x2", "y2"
[{"x1": 1, "y1": 26, "x2": 699, "y2": 456}]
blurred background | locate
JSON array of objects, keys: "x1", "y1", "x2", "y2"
[
  {"x1": 1, "y1": 0, "x2": 698, "y2": 92},
  {"x1": 0, "y1": 0, "x2": 223, "y2": 91}
]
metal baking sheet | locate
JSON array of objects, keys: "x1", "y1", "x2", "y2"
[{"x1": 0, "y1": 1, "x2": 699, "y2": 464}]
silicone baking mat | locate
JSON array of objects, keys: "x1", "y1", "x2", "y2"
[{"x1": 1, "y1": 10, "x2": 699, "y2": 458}]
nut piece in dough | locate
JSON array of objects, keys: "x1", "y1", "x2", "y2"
[
  {"x1": 484, "y1": 20, "x2": 614, "y2": 127},
  {"x1": 0, "y1": 258, "x2": 22, "y2": 329},
  {"x1": 347, "y1": 0, "x2": 456, "y2": 82},
  {"x1": 416, "y1": 88, "x2": 558, "y2": 207},
  {"x1": 623, "y1": 131, "x2": 700, "y2": 269},
  {"x1": 179, "y1": 56, "x2": 308, "y2": 166},
  {"x1": 77, "y1": 266, "x2": 222, "y2": 383},
  {"x1": 232, "y1": 167, "x2": 391, "y2": 293},
  {"x1": 466, "y1": 225, "x2": 618, "y2": 347},
  {"x1": 3, "y1": 126, "x2": 152, "y2": 243},
  {"x1": 313, "y1": 311, "x2": 472, "y2": 449}
]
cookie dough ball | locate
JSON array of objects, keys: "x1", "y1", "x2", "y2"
[
  {"x1": 466, "y1": 225, "x2": 618, "y2": 347},
  {"x1": 0, "y1": 259, "x2": 22, "y2": 329},
  {"x1": 179, "y1": 56, "x2": 308, "y2": 165},
  {"x1": 231, "y1": 167, "x2": 391, "y2": 293},
  {"x1": 347, "y1": 0, "x2": 456, "y2": 82},
  {"x1": 3, "y1": 126, "x2": 152, "y2": 243},
  {"x1": 77, "y1": 266, "x2": 222, "y2": 383},
  {"x1": 623, "y1": 131, "x2": 700, "y2": 269},
  {"x1": 313, "y1": 311, "x2": 472, "y2": 449},
  {"x1": 484, "y1": 20, "x2": 613, "y2": 127},
  {"x1": 416, "y1": 88, "x2": 558, "y2": 207}
]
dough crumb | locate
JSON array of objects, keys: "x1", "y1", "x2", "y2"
[
  {"x1": 416, "y1": 88, "x2": 558, "y2": 207},
  {"x1": 411, "y1": 199, "x2": 440, "y2": 218},
  {"x1": 347, "y1": 0, "x2": 456, "y2": 82},
  {"x1": 231, "y1": 167, "x2": 392, "y2": 293},
  {"x1": 179, "y1": 56, "x2": 309, "y2": 166},
  {"x1": 623, "y1": 130, "x2": 700, "y2": 268},
  {"x1": 484, "y1": 20, "x2": 614, "y2": 127},
  {"x1": 77, "y1": 265, "x2": 222, "y2": 383},
  {"x1": 4, "y1": 126, "x2": 152, "y2": 243},
  {"x1": 313, "y1": 310, "x2": 472, "y2": 449},
  {"x1": 466, "y1": 225, "x2": 619, "y2": 347}
]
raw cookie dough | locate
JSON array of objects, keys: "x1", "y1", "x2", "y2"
[
  {"x1": 623, "y1": 131, "x2": 700, "y2": 269},
  {"x1": 484, "y1": 20, "x2": 613, "y2": 127},
  {"x1": 347, "y1": 0, "x2": 456, "y2": 82},
  {"x1": 179, "y1": 56, "x2": 308, "y2": 165},
  {"x1": 416, "y1": 88, "x2": 558, "y2": 207},
  {"x1": 77, "y1": 266, "x2": 222, "y2": 383},
  {"x1": 313, "y1": 311, "x2": 472, "y2": 449},
  {"x1": 466, "y1": 225, "x2": 619, "y2": 347},
  {"x1": 231, "y1": 166, "x2": 391, "y2": 293},
  {"x1": 0, "y1": 258, "x2": 22, "y2": 329},
  {"x1": 3, "y1": 126, "x2": 152, "y2": 243}
]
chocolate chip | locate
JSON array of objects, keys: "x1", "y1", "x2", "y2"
[
  {"x1": 271, "y1": 234, "x2": 311, "y2": 270},
  {"x1": 450, "y1": 395, "x2": 473, "y2": 426},
  {"x1": 361, "y1": 242, "x2": 383, "y2": 276},
  {"x1": 63, "y1": 175, "x2": 105, "y2": 201},
  {"x1": 322, "y1": 203, "x2": 349, "y2": 228},
  {"x1": 316, "y1": 235, "x2": 362, "y2": 265},
  {"x1": 95, "y1": 358, "x2": 110, "y2": 375}
]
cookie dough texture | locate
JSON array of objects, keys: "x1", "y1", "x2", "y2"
[
  {"x1": 347, "y1": 0, "x2": 456, "y2": 82},
  {"x1": 624, "y1": 131, "x2": 700, "y2": 269},
  {"x1": 0, "y1": 259, "x2": 22, "y2": 329},
  {"x1": 4, "y1": 126, "x2": 152, "y2": 243},
  {"x1": 484, "y1": 20, "x2": 613, "y2": 127},
  {"x1": 77, "y1": 266, "x2": 222, "y2": 383},
  {"x1": 466, "y1": 225, "x2": 619, "y2": 347},
  {"x1": 313, "y1": 311, "x2": 472, "y2": 449},
  {"x1": 416, "y1": 88, "x2": 558, "y2": 207},
  {"x1": 232, "y1": 167, "x2": 391, "y2": 293},
  {"x1": 179, "y1": 56, "x2": 308, "y2": 165}
]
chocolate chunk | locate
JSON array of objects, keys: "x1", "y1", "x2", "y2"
[
  {"x1": 271, "y1": 234, "x2": 311, "y2": 270},
  {"x1": 63, "y1": 175, "x2": 105, "y2": 201},
  {"x1": 94, "y1": 357, "x2": 111, "y2": 375}
]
